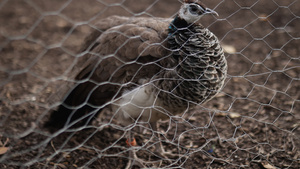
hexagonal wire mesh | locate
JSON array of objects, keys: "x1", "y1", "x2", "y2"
[{"x1": 0, "y1": 0, "x2": 299, "y2": 168}]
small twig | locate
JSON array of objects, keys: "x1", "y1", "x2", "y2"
[{"x1": 50, "y1": 141, "x2": 57, "y2": 152}]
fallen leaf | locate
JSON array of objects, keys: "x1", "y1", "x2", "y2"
[
  {"x1": 216, "y1": 112, "x2": 241, "y2": 118},
  {"x1": 56, "y1": 163, "x2": 67, "y2": 169},
  {"x1": 228, "y1": 112, "x2": 241, "y2": 118},
  {"x1": 0, "y1": 147, "x2": 9, "y2": 155},
  {"x1": 222, "y1": 45, "x2": 236, "y2": 54},
  {"x1": 292, "y1": 123, "x2": 299, "y2": 128},
  {"x1": 258, "y1": 14, "x2": 269, "y2": 22},
  {"x1": 261, "y1": 161, "x2": 276, "y2": 169},
  {"x1": 50, "y1": 162, "x2": 67, "y2": 169}
]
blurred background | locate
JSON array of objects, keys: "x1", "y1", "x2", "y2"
[{"x1": 0, "y1": 0, "x2": 299, "y2": 168}]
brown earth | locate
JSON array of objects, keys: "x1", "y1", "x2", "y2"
[{"x1": 0, "y1": 0, "x2": 299, "y2": 168}]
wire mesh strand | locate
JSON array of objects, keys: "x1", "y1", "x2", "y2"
[{"x1": 0, "y1": 0, "x2": 299, "y2": 168}]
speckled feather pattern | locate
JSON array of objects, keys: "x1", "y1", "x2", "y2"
[
  {"x1": 153, "y1": 23, "x2": 227, "y2": 112},
  {"x1": 45, "y1": 13, "x2": 227, "y2": 129}
]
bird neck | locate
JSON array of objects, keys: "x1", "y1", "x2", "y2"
[
  {"x1": 168, "y1": 15, "x2": 192, "y2": 34},
  {"x1": 167, "y1": 15, "x2": 214, "y2": 77}
]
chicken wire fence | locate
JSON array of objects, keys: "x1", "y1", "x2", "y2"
[{"x1": 0, "y1": 0, "x2": 299, "y2": 168}]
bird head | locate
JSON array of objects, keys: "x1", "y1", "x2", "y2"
[{"x1": 179, "y1": 0, "x2": 218, "y2": 24}]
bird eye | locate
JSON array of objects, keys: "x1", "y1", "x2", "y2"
[{"x1": 189, "y1": 5, "x2": 199, "y2": 14}]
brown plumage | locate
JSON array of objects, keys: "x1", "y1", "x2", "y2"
[
  {"x1": 45, "y1": 1, "x2": 227, "y2": 167},
  {"x1": 45, "y1": 0, "x2": 227, "y2": 137},
  {"x1": 45, "y1": 16, "x2": 173, "y2": 129}
]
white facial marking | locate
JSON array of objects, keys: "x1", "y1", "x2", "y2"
[{"x1": 179, "y1": 4, "x2": 204, "y2": 24}]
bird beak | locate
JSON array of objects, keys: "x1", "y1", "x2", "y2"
[{"x1": 204, "y1": 8, "x2": 219, "y2": 16}]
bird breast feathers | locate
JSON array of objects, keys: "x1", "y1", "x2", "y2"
[{"x1": 113, "y1": 84, "x2": 167, "y2": 125}]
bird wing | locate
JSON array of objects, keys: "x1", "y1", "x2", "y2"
[
  {"x1": 64, "y1": 16, "x2": 172, "y2": 108},
  {"x1": 45, "y1": 16, "x2": 173, "y2": 129}
]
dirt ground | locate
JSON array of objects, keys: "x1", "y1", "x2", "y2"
[{"x1": 0, "y1": 0, "x2": 299, "y2": 168}]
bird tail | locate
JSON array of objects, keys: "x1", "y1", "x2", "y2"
[{"x1": 44, "y1": 82, "x2": 101, "y2": 132}]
